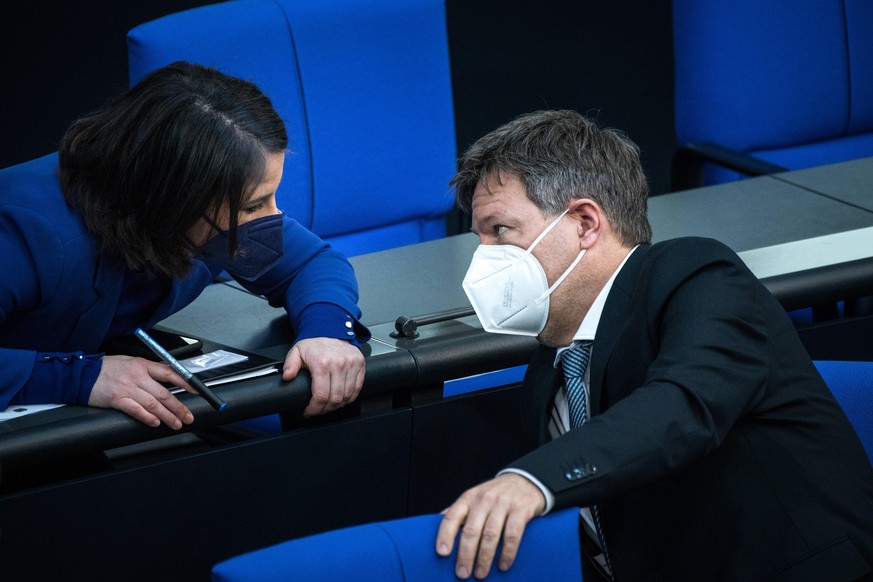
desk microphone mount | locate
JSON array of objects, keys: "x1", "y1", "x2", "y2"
[{"x1": 391, "y1": 307, "x2": 476, "y2": 339}]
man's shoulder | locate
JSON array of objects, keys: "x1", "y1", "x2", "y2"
[
  {"x1": 626, "y1": 237, "x2": 748, "y2": 294},
  {"x1": 644, "y1": 236, "x2": 740, "y2": 269},
  {"x1": 649, "y1": 236, "x2": 734, "y2": 256}
]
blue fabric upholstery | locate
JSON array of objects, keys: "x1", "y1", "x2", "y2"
[
  {"x1": 673, "y1": 0, "x2": 873, "y2": 185},
  {"x1": 212, "y1": 509, "x2": 581, "y2": 581},
  {"x1": 128, "y1": 0, "x2": 456, "y2": 257},
  {"x1": 814, "y1": 360, "x2": 873, "y2": 462}
]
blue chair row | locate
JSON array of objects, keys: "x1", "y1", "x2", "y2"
[
  {"x1": 128, "y1": 0, "x2": 457, "y2": 258},
  {"x1": 672, "y1": 0, "x2": 873, "y2": 189},
  {"x1": 210, "y1": 360, "x2": 873, "y2": 579}
]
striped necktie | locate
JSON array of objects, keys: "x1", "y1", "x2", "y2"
[
  {"x1": 561, "y1": 340, "x2": 593, "y2": 428},
  {"x1": 561, "y1": 340, "x2": 614, "y2": 578}
]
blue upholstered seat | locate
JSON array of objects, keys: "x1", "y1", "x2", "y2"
[
  {"x1": 128, "y1": 0, "x2": 456, "y2": 257},
  {"x1": 814, "y1": 360, "x2": 873, "y2": 462},
  {"x1": 212, "y1": 509, "x2": 581, "y2": 581},
  {"x1": 672, "y1": 0, "x2": 873, "y2": 189}
]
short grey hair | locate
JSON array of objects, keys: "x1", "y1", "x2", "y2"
[{"x1": 451, "y1": 110, "x2": 652, "y2": 246}]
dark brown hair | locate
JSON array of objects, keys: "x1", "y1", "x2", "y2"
[
  {"x1": 452, "y1": 109, "x2": 652, "y2": 246},
  {"x1": 59, "y1": 61, "x2": 288, "y2": 277}
]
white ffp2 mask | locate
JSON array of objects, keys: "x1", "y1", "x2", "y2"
[{"x1": 462, "y1": 210, "x2": 585, "y2": 336}]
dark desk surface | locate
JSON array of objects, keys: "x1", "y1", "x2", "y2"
[
  {"x1": 773, "y1": 156, "x2": 873, "y2": 212},
  {"x1": 649, "y1": 171, "x2": 873, "y2": 251},
  {"x1": 2, "y1": 158, "x2": 873, "y2": 463},
  {"x1": 154, "y1": 233, "x2": 481, "y2": 351}
]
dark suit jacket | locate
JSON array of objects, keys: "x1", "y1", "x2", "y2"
[{"x1": 510, "y1": 238, "x2": 873, "y2": 581}]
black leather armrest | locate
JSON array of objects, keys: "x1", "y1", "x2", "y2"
[{"x1": 671, "y1": 142, "x2": 788, "y2": 191}]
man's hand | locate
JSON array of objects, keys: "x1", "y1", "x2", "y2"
[
  {"x1": 89, "y1": 355, "x2": 196, "y2": 429},
  {"x1": 436, "y1": 473, "x2": 546, "y2": 579},
  {"x1": 283, "y1": 337, "x2": 365, "y2": 417}
]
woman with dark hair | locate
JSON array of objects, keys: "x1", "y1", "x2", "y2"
[{"x1": 0, "y1": 61, "x2": 368, "y2": 428}]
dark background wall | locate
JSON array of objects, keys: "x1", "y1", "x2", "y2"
[{"x1": 0, "y1": 0, "x2": 676, "y2": 194}]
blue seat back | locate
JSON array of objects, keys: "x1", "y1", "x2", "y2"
[
  {"x1": 674, "y1": 0, "x2": 873, "y2": 182},
  {"x1": 212, "y1": 509, "x2": 581, "y2": 581},
  {"x1": 814, "y1": 360, "x2": 873, "y2": 463},
  {"x1": 128, "y1": 0, "x2": 456, "y2": 257}
]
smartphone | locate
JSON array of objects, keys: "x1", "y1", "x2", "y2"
[{"x1": 102, "y1": 329, "x2": 204, "y2": 360}]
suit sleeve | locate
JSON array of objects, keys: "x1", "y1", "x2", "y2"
[{"x1": 509, "y1": 245, "x2": 772, "y2": 509}]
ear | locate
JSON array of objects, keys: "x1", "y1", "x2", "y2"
[{"x1": 566, "y1": 198, "x2": 603, "y2": 249}]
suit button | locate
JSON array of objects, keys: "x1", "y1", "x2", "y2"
[
  {"x1": 564, "y1": 467, "x2": 587, "y2": 481},
  {"x1": 564, "y1": 464, "x2": 598, "y2": 482}
]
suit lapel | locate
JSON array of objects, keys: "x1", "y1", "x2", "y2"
[
  {"x1": 589, "y1": 244, "x2": 649, "y2": 414},
  {"x1": 526, "y1": 345, "x2": 562, "y2": 445}
]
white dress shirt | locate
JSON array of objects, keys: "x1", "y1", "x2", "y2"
[{"x1": 500, "y1": 246, "x2": 639, "y2": 525}]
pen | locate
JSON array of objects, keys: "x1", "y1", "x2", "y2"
[{"x1": 134, "y1": 327, "x2": 227, "y2": 411}]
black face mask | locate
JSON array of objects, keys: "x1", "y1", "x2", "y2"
[{"x1": 196, "y1": 213, "x2": 285, "y2": 281}]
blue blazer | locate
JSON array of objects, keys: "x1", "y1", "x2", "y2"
[{"x1": 0, "y1": 153, "x2": 366, "y2": 408}]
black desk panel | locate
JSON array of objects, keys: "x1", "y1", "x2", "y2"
[
  {"x1": 0, "y1": 341, "x2": 417, "y2": 466},
  {"x1": 407, "y1": 384, "x2": 531, "y2": 515},
  {"x1": 0, "y1": 319, "x2": 539, "y2": 467},
  {"x1": 0, "y1": 410, "x2": 412, "y2": 582}
]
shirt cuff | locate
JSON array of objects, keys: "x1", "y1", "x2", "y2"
[
  {"x1": 293, "y1": 303, "x2": 371, "y2": 345},
  {"x1": 498, "y1": 467, "x2": 556, "y2": 515},
  {"x1": 11, "y1": 352, "x2": 103, "y2": 406}
]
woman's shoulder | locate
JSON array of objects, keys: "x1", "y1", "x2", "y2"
[{"x1": 0, "y1": 152, "x2": 88, "y2": 241}]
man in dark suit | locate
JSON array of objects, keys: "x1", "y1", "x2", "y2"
[{"x1": 436, "y1": 110, "x2": 873, "y2": 580}]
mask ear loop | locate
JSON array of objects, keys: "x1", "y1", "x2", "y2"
[
  {"x1": 534, "y1": 248, "x2": 586, "y2": 304},
  {"x1": 182, "y1": 214, "x2": 224, "y2": 255},
  {"x1": 523, "y1": 208, "x2": 570, "y2": 256},
  {"x1": 202, "y1": 214, "x2": 224, "y2": 234},
  {"x1": 529, "y1": 206, "x2": 584, "y2": 304}
]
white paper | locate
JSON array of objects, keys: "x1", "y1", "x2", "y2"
[
  {"x1": 0, "y1": 403, "x2": 66, "y2": 422},
  {"x1": 179, "y1": 349, "x2": 248, "y2": 374}
]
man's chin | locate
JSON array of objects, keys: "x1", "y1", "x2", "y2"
[{"x1": 536, "y1": 331, "x2": 573, "y2": 349}]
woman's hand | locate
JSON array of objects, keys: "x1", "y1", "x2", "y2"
[
  {"x1": 283, "y1": 338, "x2": 365, "y2": 417},
  {"x1": 89, "y1": 355, "x2": 196, "y2": 429}
]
